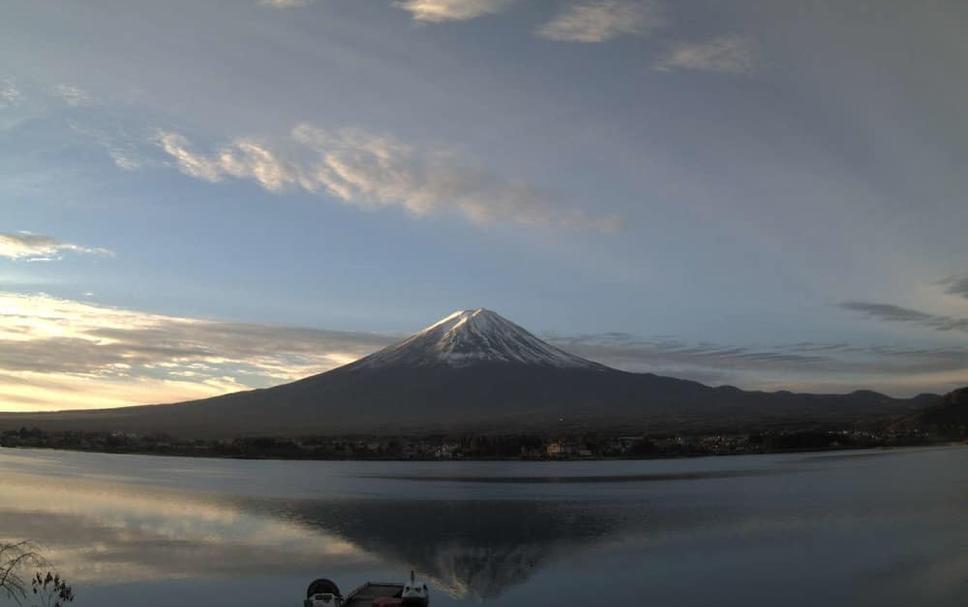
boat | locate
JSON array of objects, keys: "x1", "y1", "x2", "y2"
[{"x1": 304, "y1": 571, "x2": 429, "y2": 607}]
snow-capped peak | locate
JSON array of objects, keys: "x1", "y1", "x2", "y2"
[{"x1": 351, "y1": 308, "x2": 607, "y2": 370}]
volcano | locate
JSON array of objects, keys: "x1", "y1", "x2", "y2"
[
  {"x1": 0, "y1": 309, "x2": 940, "y2": 437},
  {"x1": 347, "y1": 308, "x2": 606, "y2": 371}
]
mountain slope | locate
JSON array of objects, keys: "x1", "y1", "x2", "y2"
[
  {"x1": 0, "y1": 309, "x2": 941, "y2": 437},
  {"x1": 349, "y1": 309, "x2": 606, "y2": 370},
  {"x1": 904, "y1": 387, "x2": 968, "y2": 433}
]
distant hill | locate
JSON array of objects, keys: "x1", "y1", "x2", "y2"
[
  {"x1": 907, "y1": 387, "x2": 968, "y2": 433},
  {"x1": 0, "y1": 309, "x2": 942, "y2": 438}
]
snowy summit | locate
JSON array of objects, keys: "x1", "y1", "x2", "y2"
[{"x1": 352, "y1": 308, "x2": 607, "y2": 370}]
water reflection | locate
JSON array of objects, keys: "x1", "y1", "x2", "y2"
[
  {"x1": 1, "y1": 447, "x2": 965, "y2": 607},
  {"x1": 0, "y1": 473, "x2": 376, "y2": 585},
  {"x1": 252, "y1": 498, "x2": 634, "y2": 599},
  {"x1": 0, "y1": 468, "x2": 643, "y2": 601}
]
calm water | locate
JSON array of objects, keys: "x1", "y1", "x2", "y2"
[{"x1": 0, "y1": 446, "x2": 965, "y2": 606}]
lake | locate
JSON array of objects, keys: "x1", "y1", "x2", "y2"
[{"x1": 0, "y1": 446, "x2": 965, "y2": 606}]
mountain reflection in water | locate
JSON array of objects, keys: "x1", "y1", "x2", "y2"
[
  {"x1": 247, "y1": 498, "x2": 635, "y2": 599},
  {"x1": 0, "y1": 456, "x2": 649, "y2": 601},
  {"x1": 1, "y1": 447, "x2": 966, "y2": 607}
]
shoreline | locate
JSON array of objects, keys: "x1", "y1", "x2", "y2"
[{"x1": 1, "y1": 432, "x2": 961, "y2": 464}]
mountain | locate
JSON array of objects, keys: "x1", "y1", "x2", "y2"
[
  {"x1": 905, "y1": 387, "x2": 968, "y2": 434},
  {"x1": 0, "y1": 308, "x2": 942, "y2": 437},
  {"x1": 349, "y1": 309, "x2": 606, "y2": 371}
]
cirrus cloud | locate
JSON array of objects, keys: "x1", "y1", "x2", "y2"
[
  {"x1": 0, "y1": 232, "x2": 113, "y2": 262},
  {"x1": 536, "y1": 0, "x2": 664, "y2": 43},
  {"x1": 393, "y1": 0, "x2": 516, "y2": 23},
  {"x1": 259, "y1": 0, "x2": 316, "y2": 6},
  {"x1": 155, "y1": 125, "x2": 621, "y2": 231},
  {"x1": 0, "y1": 79, "x2": 22, "y2": 109},
  {"x1": 654, "y1": 35, "x2": 757, "y2": 74},
  {"x1": 53, "y1": 84, "x2": 95, "y2": 107}
]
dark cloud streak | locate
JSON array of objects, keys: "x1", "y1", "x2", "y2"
[
  {"x1": 840, "y1": 301, "x2": 968, "y2": 333},
  {"x1": 942, "y1": 275, "x2": 968, "y2": 299},
  {"x1": 547, "y1": 332, "x2": 968, "y2": 379}
]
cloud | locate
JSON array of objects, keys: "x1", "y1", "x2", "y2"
[
  {"x1": 840, "y1": 302, "x2": 934, "y2": 324},
  {"x1": 0, "y1": 291, "x2": 396, "y2": 411},
  {"x1": 536, "y1": 0, "x2": 664, "y2": 43},
  {"x1": 840, "y1": 301, "x2": 968, "y2": 333},
  {"x1": 551, "y1": 333, "x2": 831, "y2": 373},
  {"x1": 69, "y1": 120, "x2": 150, "y2": 171},
  {"x1": 942, "y1": 275, "x2": 968, "y2": 299},
  {"x1": 655, "y1": 35, "x2": 757, "y2": 74},
  {"x1": 0, "y1": 232, "x2": 113, "y2": 262},
  {"x1": 259, "y1": 0, "x2": 316, "y2": 6},
  {"x1": 0, "y1": 79, "x2": 22, "y2": 109},
  {"x1": 394, "y1": 0, "x2": 515, "y2": 22},
  {"x1": 155, "y1": 125, "x2": 621, "y2": 231},
  {"x1": 156, "y1": 132, "x2": 226, "y2": 182},
  {"x1": 53, "y1": 84, "x2": 94, "y2": 107},
  {"x1": 549, "y1": 332, "x2": 968, "y2": 395}
]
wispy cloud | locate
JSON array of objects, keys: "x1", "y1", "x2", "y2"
[
  {"x1": 53, "y1": 84, "x2": 95, "y2": 107},
  {"x1": 0, "y1": 79, "x2": 22, "y2": 109},
  {"x1": 655, "y1": 35, "x2": 757, "y2": 74},
  {"x1": 941, "y1": 275, "x2": 968, "y2": 299},
  {"x1": 259, "y1": 0, "x2": 316, "y2": 7},
  {"x1": 394, "y1": 0, "x2": 515, "y2": 22},
  {"x1": 550, "y1": 332, "x2": 968, "y2": 395},
  {"x1": 0, "y1": 232, "x2": 113, "y2": 262},
  {"x1": 155, "y1": 125, "x2": 621, "y2": 231},
  {"x1": 840, "y1": 301, "x2": 968, "y2": 333},
  {"x1": 536, "y1": 0, "x2": 664, "y2": 43},
  {"x1": 0, "y1": 292, "x2": 395, "y2": 411},
  {"x1": 69, "y1": 121, "x2": 150, "y2": 171}
]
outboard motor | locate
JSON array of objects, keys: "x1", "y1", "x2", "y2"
[
  {"x1": 400, "y1": 570, "x2": 429, "y2": 607},
  {"x1": 305, "y1": 578, "x2": 342, "y2": 607}
]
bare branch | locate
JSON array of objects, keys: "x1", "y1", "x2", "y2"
[{"x1": 0, "y1": 541, "x2": 48, "y2": 604}]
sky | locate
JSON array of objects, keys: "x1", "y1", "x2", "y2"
[{"x1": 2, "y1": 0, "x2": 968, "y2": 411}]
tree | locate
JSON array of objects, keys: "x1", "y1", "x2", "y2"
[
  {"x1": 0, "y1": 543, "x2": 73, "y2": 607},
  {"x1": 30, "y1": 572, "x2": 74, "y2": 607},
  {"x1": 1, "y1": 542, "x2": 41, "y2": 602}
]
